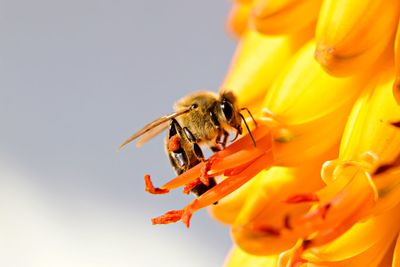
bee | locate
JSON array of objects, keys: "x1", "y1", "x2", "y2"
[{"x1": 119, "y1": 90, "x2": 256, "y2": 197}]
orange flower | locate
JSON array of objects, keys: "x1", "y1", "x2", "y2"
[{"x1": 144, "y1": 0, "x2": 400, "y2": 266}]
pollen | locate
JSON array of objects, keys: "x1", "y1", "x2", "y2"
[{"x1": 168, "y1": 135, "x2": 181, "y2": 152}]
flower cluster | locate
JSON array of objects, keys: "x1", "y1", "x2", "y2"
[{"x1": 146, "y1": 0, "x2": 400, "y2": 266}]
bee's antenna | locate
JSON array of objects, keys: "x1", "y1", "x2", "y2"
[
  {"x1": 239, "y1": 113, "x2": 256, "y2": 147},
  {"x1": 240, "y1": 107, "x2": 257, "y2": 127}
]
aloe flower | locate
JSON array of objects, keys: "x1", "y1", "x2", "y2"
[{"x1": 145, "y1": 0, "x2": 400, "y2": 265}]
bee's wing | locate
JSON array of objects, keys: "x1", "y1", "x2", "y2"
[
  {"x1": 118, "y1": 108, "x2": 191, "y2": 150},
  {"x1": 135, "y1": 121, "x2": 169, "y2": 148}
]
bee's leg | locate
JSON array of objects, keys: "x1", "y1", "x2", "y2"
[
  {"x1": 145, "y1": 120, "x2": 188, "y2": 196},
  {"x1": 182, "y1": 126, "x2": 205, "y2": 160},
  {"x1": 183, "y1": 127, "x2": 197, "y2": 143},
  {"x1": 181, "y1": 126, "x2": 218, "y2": 199},
  {"x1": 167, "y1": 119, "x2": 188, "y2": 174},
  {"x1": 219, "y1": 130, "x2": 229, "y2": 148},
  {"x1": 189, "y1": 141, "x2": 219, "y2": 199},
  {"x1": 210, "y1": 130, "x2": 229, "y2": 152}
]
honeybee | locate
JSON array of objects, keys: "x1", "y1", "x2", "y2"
[{"x1": 119, "y1": 90, "x2": 256, "y2": 196}]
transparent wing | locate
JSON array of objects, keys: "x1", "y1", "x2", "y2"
[
  {"x1": 118, "y1": 108, "x2": 191, "y2": 150},
  {"x1": 135, "y1": 121, "x2": 169, "y2": 148}
]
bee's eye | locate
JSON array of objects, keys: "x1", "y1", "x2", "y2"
[{"x1": 221, "y1": 101, "x2": 234, "y2": 121}]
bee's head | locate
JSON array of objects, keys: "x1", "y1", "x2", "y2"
[{"x1": 219, "y1": 91, "x2": 242, "y2": 135}]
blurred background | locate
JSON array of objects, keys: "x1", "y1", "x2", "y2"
[{"x1": 0, "y1": 1, "x2": 237, "y2": 266}]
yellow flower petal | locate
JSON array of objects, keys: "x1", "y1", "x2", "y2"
[
  {"x1": 339, "y1": 74, "x2": 400, "y2": 167},
  {"x1": 303, "y1": 205, "x2": 400, "y2": 263},
  {"x1": 235, "y1": 0, "x2": 253, "y2": 4},
  {"x1": 209, "y1": 171, "x2": 262, "y2": 225},
  {"x1": 290, "y1": 164, "x2": 377, "y2": 248},
  {"x1": 393, "y1": 19, "x2": 400, "y2": 104},
  {"x1": 251, "y1": 0, "x2": 322, "y2": 35},
  {"x1": 226, "y1": 3, "x2": 251, "y2": 38},
  {"x1": 263, "y1": 41, "x2": 367, "y2": 124},
  {"x1": 262, "y1": 40, "x2": 368, "y2": 165},
  {"x1": 224, "y1": 246, "x2": 278, "y2": 267},
  {"x1": 229, "y1": 152, "x2": 334, "y2": 255},
  {"x1": 393, "y1": 232, "x2": 400, "y2": 267},
  {"x1": 371, "y1": 166, "x2": 400, "y2": 216},
  {"x1": 222, "y1": 29, "x2": 311, "y2": 111},
  {"x1": 315, "y1": 0, "x2": 400, "y2": 76}
]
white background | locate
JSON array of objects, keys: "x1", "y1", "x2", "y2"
[{"x1": 0, "y1": 1, "x2": 236, "y2": 266}]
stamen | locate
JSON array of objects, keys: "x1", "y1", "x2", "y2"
[
  {"x1": 184, "y1": 152, "x2": 274, "y2": 221},
  {"x1": 152, "y1": 210, "x2": 184, "y2": 224},
  {"x1": 200, "y1": 158, "x2": 215, "y2": 185},
  {"x1": 182, "y1": 202, "x2": 195, "y2": 227},
  {"x1": 144, "y1": 175, "x2": 169, "y2": 194},
  {"x1": 149, "y1": 124, "x2": 274, "y2": 226},
  {"x1": 161, "y1": 162, "x2": 206, "y2": 190},
  {"x1": 161, "y1": 126, "x2": 272, "y2": 191},
  {"x1": 209, "y1": 132, "x2": 271, "y2": 174}
]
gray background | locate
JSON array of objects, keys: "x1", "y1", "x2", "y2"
[{"x1": 0, "y1": 1, "x2": 237, "y2": 266}]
